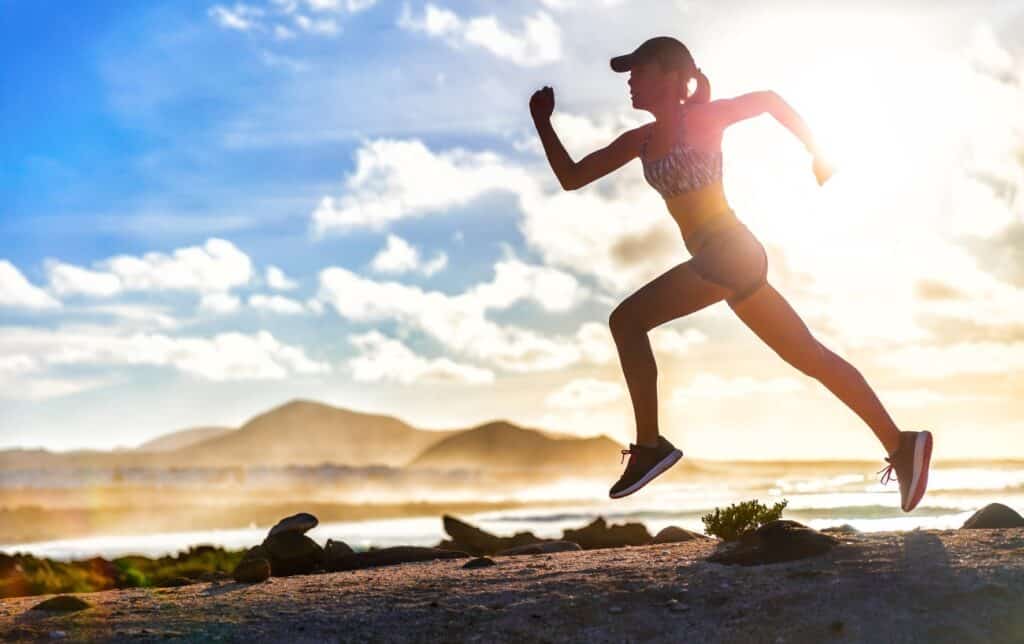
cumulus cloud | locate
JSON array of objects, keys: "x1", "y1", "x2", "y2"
[
  {"x1": 249, "y1": 293, "x2": 307, "y2": 314},
  {"x1": 544, "y1": 378, "x2": 623, "y2": 409},
  {"x1": 316, "y1": 259, "x2": 590, "y2": 372},
  {"x1": 348, "y1": 330, "x2": 494, "y2": 384},
  {"x1": 399, "y1": 4, "x2": 561, "y2": 67},
  {"x1": 312, "y1": 139, "x2": 532, "y2": 235},
  {"x1": 878, "y1": 340, "x2": 1024, "y2": 378},
  {"x1": 0, "y1": 326, "x2": 329, "y2": 383},
  {"x1": 46, "y1": 239, "x2": 253, "y2": 297},
  {"x1": 370, "y1": 236, "x2": 448, "y2": 276},
  {"x1": 266, "y1": 265, "x2": 299, "y2": 290},
  {"x1": 199, "y1": 293, "x2": 242, "y2": 315},
  {"x1": 0, "y1": 261, "x2": 61, "y2": 310}
]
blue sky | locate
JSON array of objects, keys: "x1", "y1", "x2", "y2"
[{"x1": 2, "y1": 0, "x2": 1023, "y2": 459}]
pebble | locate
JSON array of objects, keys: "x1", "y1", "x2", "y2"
[
  {"x1": 609, "y1": 606, "x2": 623, "y2": 614},
  {"x1": 48, "y1": 632, "x2": 67, "y2": 640}
]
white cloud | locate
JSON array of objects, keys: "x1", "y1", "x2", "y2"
[
  {"x1": 671, "y1": 374, "x2": 805, "y2": 404},
  {"x1": 370, "y1": 234, "x2": 451, "y2": 277},
  {"x1": 317, "y1": 261, "x2": 588, "y2": 372},
  {"x1": 348, "y1": 330, "x2": 494, "y2": 384},
  {"x1": 879, "y1": 341, "x2": 1024, "y2": 378},
  {"x1": 545, "y1": 378, "x2": 623, "y2": 409},
  {"x1": 266, "y1": 265, "x2": 299, "y2": 290},
  {"x1": 79, "y1": 304, "x2": 181, "y2": 331},
  {"x1": 101, "y1": 238, "x2": 253, "y2": 294},
  {"x1": 200, "y1": 293, "x2": 242, "y2": 315},
  {"x1": 312, "y1": 138, "x2": 531, "y2": 235},
  {"x1": 0, "y1": 376, "x2": 116, "y2": 402},
  {"x1": 0, "y1": 326, "x2": 329, "y2": 383},
  {"x1": 45, "y1": 261, "x2": 122, "y2": 297},
  {"x1": 249, "y1": 293, "x2": 307, "y2": 314},
  {"x1": 650, "y1": 327, "x2": 708, "y2": 357},
  {"x1": 0, "y1": 261, "x2": 61, "y2": 310},
  {"x1": 399, "y1": 4, "x2": 561, "y2": 67},
  {"x1": 371, "y1": 234, "x2": 419, "y2": 273},
  {"x1": 208, "y1": 3, "x2": 266, "y2": 31},
  {"x1": 293, "y1": 14, "x2": 339, "y2": 35}
]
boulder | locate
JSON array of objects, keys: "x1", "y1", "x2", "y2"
[
  {"x1": 325, "y1": 546, "x2": 470, "y2": 572},
  {"x1": 323, "y1": 539, "x2": 355, "y2": 564},
  {"x1": 561, "y1": 517, "x2": 652, "y2": 550},
  {"x1": 268, "y1": 512, "x2": 319, "y2": 538},
  {"x1": 821, "y1": 524, "x2": 861, "y2": 535},
  {"x1": 496, "y1": 541, "x2": 583, "y2": 556},
  {"x1": 261, "y1": 533, "x2": 324, "y2": 576},
  {"x1": 441, "y1": 515, "x2": 541, "y2": 555},
  {"x1": 233, "y1": 558, "x2": 271, "y2": 583},
  {"x1": 31, "y1": 595, "x2": 92, "y2": 612},
  {"x1": 961, "y1": 503, "x2": 1024, "y2": 529},
  {"x1": 652, "y1": 526, "x2": 710, "y2": 544},
  {"x1": 708, "y1": 520, "x2": 837, "y2": 566}
]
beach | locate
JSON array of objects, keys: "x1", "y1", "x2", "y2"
[{"x1": 3, "y1": 527, "x2": 1023, "y2": 643}]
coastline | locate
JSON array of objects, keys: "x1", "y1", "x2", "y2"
[{"x1": 3, "y1": 528, "x2": 1023, "y2": 643}]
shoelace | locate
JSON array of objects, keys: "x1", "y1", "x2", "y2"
[
  {"x1": 620, "y1": 448, "x2": 635, "y2": 465},
  {"x1": 877, "y1": 457, "x2": 897, "y2": 486}
]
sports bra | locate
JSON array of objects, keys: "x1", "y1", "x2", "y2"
[{"x1": 640, "y1": 111, "x2": 723, "y2": 199}]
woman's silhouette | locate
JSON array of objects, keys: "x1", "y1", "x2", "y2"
[{"x1": 529, "y1": 36, "x2": 932, "y2": 512}]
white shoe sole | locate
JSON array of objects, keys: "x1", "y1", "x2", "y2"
[
  {"x1": 904, "y1": 431, "x2": 932, "y2": 512},
  {"x1": 609, "y1": 449, "x2": 683, "y2": 499}
]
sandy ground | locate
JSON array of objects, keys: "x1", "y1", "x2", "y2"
[{"x1": 2, "y1": 528, "x2": 1024, "y2": 643}]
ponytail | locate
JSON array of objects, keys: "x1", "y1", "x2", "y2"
[{"x1": 687, "y1": 67, "x2": 711, "y2": 103}]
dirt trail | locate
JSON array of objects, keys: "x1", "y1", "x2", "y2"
[{"x1": 2, "y1": 529, "x2": 1024, "y2": 643}]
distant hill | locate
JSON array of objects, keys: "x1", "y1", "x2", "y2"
[
  {"x1": 135, "y1": 427, "x2": 235, "y2": 452},
  {"x1": 407, "y1": 421, "x2": 621, "y2": 472},
  {"x1": 171, "y1": 399, "x2": 460, "y2": 468}
]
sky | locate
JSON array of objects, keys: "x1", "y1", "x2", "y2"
[{"x1": 1, "y1": 0, "x2": 1022, "y2": 460}]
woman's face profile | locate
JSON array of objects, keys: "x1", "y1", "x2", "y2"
[{"x1": 627, "y1": 61, "x2": 679, "y2": 111}]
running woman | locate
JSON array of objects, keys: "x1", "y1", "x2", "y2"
[{"x1": 529, "y1": 36, "x2": 932, "y2": 512}]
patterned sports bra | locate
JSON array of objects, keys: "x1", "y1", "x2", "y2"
[{"x1": 640, "y1": 111, "x2": 723, "y2": 199}]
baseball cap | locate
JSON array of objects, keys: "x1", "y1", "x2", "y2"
[{"x1": 610, "y1": 36, "x2": 692, "y2": 73}]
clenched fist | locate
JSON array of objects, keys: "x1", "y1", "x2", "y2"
[{"x1": 530, "y1": 86, "x2": 555, "y2": 121}]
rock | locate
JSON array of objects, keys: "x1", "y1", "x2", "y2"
[
  {"x1": 326, "y1": 546, "x2": 470, "y2": 572},
  {"x1": 323, "y1": 539, "x2": 355, "y2": 569},
  {"x1": 441, "y1": 515, "x2": 542, "y2": 555},
  {"x1": 462, "y1": 557, "x2": 496, "y2": 569},
  {"x1": 561, "y1": 517, "x2": 652, "y2": 550},
  {"x1": 821, "y1": 524, "x2": 861, "y2": 535},
  {"x1": 961, "y1": 503, "x2": 1024, "y2": 529},
  {"x1": 31, "y1": 596, "x2": 92, "y2": 612},
  {"x1": 708, "y1": 520, "x2": 838, "y2": 566},
  {"x1": 232, "y1": 558, "x2": 271, "y2": 583},
  {"x1": 261, "y1": 533, "x2": 325, "y2": 576},
  {"x1": 496, "y1": 541, "x2": 582, "y2": 556},
  {"x1": 652, "y1": 526, "x2": 710, "y2": 544},
  {"x1": 267, "y1": 512, "x2": 319, "y2": 538}
]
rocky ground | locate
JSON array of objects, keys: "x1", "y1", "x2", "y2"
[{"x1": 2, "y1": 527, "x2": 1024, "y2": 643}]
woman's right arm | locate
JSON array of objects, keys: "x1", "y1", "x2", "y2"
[{"x1": 530, "y1": 86, "x2": 642, "y2": 191}]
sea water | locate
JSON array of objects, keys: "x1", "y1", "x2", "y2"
[{"x1": 3, "y1": 460, "x2": 1021, "y2": 561}]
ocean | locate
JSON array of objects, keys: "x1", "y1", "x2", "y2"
[{"x1": 3, "y1": 459, "x2": 1022, "y2": 561}]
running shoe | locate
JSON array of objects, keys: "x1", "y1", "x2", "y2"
[
  {"x1": 609, "y1": 435, "x2": 683, "y2": 499},
  {"x1": 878, "y1": 430, "x2": 933, "y2": 512}
]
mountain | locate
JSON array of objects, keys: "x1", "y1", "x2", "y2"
[
  {"x1": 171, "y1": 399, "x2": 460, "y2": 467},
  {"x1": 407, "y1": 420, "x2": 621, "y2": 471},
  {"x1": 135, "y1": 427, "x2": 235, "y2": 452}
]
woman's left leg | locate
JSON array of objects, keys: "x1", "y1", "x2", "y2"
[{"x1": 727, "y1": 281, "x2": 902, "y2": 456}]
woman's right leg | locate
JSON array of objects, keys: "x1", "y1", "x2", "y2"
[{"x1": 609, "y1": 261, "x2": 733, "y2": 447}]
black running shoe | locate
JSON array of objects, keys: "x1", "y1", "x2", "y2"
[
  {"x1": 609, "y1": 435, "x2": 683, "y2": 499},
  {"x1": 877, "y1": 430, "x2": 933, "y2": 512}
]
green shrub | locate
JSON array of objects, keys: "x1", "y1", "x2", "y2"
[{"x1": 701, "y1": 498, "x2": 788, "y2": 541}]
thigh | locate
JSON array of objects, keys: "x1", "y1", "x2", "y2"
[
  {"x1": 727, "y1": 281, "x2": 823, "y2": 366},
  {"x1": 612, "y1": 260, "x2": 733, "y2": 332}
]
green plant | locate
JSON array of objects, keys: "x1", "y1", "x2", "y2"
[{"x1": 700, "y1": 498, "x2": 788, "y2": 541}]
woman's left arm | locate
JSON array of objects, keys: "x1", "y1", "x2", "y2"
[{"x1": 711, "y1": 91, "x2": 834, "y2": 183}]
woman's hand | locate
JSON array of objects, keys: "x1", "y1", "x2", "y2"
[
  {"x1": 812, "y1": 154, "x2": 836, "y2": 186},
  {"x1": 530, "y1": 86, "x2": 555, "y2": 122}
]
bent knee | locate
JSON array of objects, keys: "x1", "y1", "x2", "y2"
[{"x1": 609, "y1": 303, "x2": 644, "y2": 337}]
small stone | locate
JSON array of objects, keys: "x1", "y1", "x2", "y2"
[
  {"x1": 609, "y1": 606, "x2": 623, "y2": 614},
  {"x1": 49, "y1": 631, "x2": 67, "y2": 640},
  {"x1": 463, "y1": 557, "x2": 496, "y2": 569},
  {"x1": 32, "y1": 596, "x2": 92, "y2": 612},
  {"x1": 267, "y1": 512, "x2": 319, "y2": 537},
  {"x1": 233, "y1": 557, "x2": 271, "y2": 583}
]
